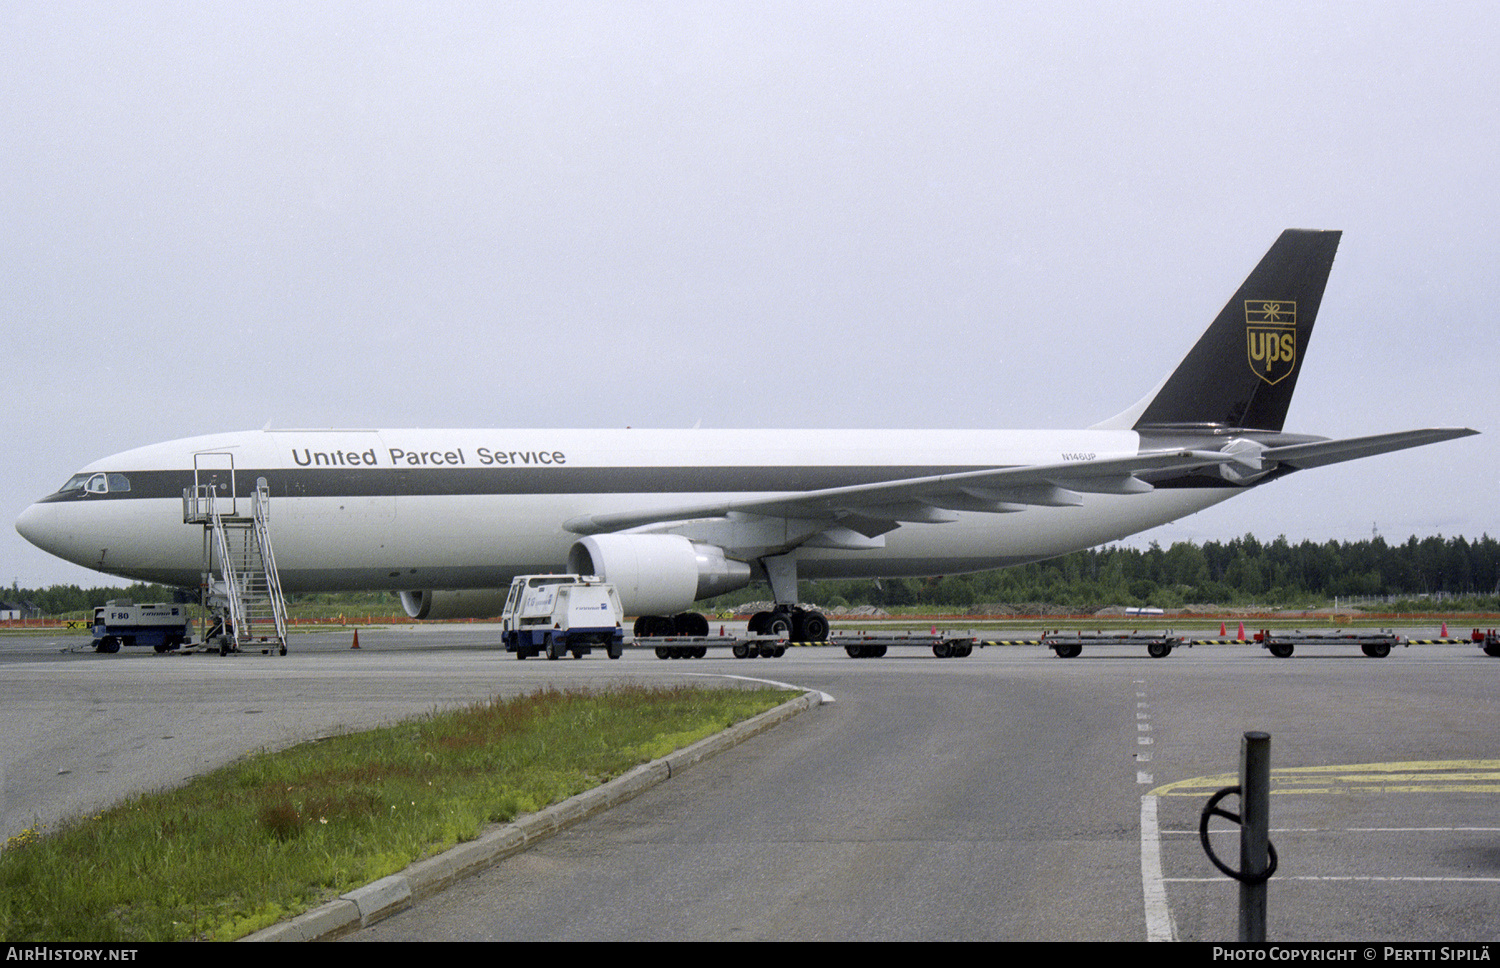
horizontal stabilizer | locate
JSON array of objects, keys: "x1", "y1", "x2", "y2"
[{"x1": 1264, "y1": 428, "x2": 1479, "y2": 469}]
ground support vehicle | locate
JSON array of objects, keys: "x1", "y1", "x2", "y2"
[
  {"x1": 501, "y1": 575, "x2": 625, "y2": 660},
  {"x1": 630, "y1": 630, "x2": 986, "y2": 659},
  {"x1": 91, "y1": 601, "x2": 193, "y2": 653},
  {"x1": 1399, "y1": 628, "x2": 1500, "y2": 655},
  {"x1": 632, "y1": 612, "x2": 810, "y2": 658},
  {"x1": 636, "y1": 607, "x2": 830, "y2": 645},
  {"x1": 1042, "y1": 630, "x2": 1188, "y2": 659},
  {"x1": 834, "y1": 631, "x2": 982, "y2": 658},
  {"x1": 633, "y1": 635, "x2": 754, "y2": 659},
  {"x1": 1253, "y1": 629, "x2": 1405, "y2": 658},
  {"x1": 628, "y1": 633, "x2": 789, "y2": 658}
]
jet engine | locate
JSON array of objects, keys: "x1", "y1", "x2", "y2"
[
  {"x1": 567, "y1": 534, "x2": 751, "y2": 615},
  {"x1": 399, "y1": 588, "x2": 508, "y2": 620}
]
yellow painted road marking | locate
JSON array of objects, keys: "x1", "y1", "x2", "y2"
[{"x1": 1151, "y1": 760, "x2": 1500, "y2": 797}]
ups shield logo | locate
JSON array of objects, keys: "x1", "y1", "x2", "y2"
[{"x1": 1245, "y1": 300, "x2": 1297, "y2": 385}]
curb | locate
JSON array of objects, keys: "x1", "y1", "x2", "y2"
[{"x1": 243, "y1": 688, "x2": 822, "y2": 941}]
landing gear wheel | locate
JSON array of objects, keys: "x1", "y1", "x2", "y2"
[
  {"x1": 797, "y1": 611, "x2": 830, "y2": 642},
  {"x1": 636, "y1": 615, "x2": 675, "y2": 638},
  {"x1": 764, "y1": 614, "x2": 791, "y2": 638},
  {"x1": 1147, "y1": 641, "x2": 1173, "y2": 658},
  {"x1": 673, "y1": 612, "x2": 709, "y2": 637}
]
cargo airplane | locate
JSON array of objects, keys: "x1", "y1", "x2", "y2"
[{"x1": 15, "y1": 230, "x2": 1477, "y2": 641}]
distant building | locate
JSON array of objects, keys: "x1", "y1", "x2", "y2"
[{"x1": 0, "y1": 600, "x2": 41, "y2": 621}]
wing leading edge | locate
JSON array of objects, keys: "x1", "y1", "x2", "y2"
[
  {"x1": 562, "y1": 448, "x2": 1233, "y2": 541},
  {"x1": 562, "y1": 426, "x2": 1478, "y2": 557}
]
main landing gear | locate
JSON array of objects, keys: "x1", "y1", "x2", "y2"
[
  {"x1": 734, "y1": 606, "x2": 828, "y2": 658},
  {"x1": 637, "y1": 552, "x2": 830, "y2": 659},
  {"x1": 744, "y1": 552, "x2": 829, "y2": 647},
  {"x1": 746, "y1": 606, "x2": 829, "y2": 642}
]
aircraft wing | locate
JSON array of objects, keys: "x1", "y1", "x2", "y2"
[
  {"x1": 1261, "y1": 428, "x2": 1479, "y2": 470},
  {"x1": 563, "y1": 449, "x2": 1233, "y2": 537}
]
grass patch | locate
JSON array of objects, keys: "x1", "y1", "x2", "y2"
[{"x1": 0, "y1": 684, "x2": 793, "y2": 941}]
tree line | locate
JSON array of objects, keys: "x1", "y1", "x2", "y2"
[
  {"x1": 8, "y1": 533, "x2": 1499, "y2": 617},
  {"x1": 716, "y1": 533, "x2": 1500, "y2": 610},
  {"x1": 4, "y1": 582, "x2": 183, "y2": 618}
]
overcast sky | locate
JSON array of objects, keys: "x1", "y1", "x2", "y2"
[{"x1": 3, "y1": 1, "x2": 1496, "y2": 589}]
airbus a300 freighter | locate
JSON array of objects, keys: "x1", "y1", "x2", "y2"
[{"x1": 16, "y1": 230, "x2": 1477, "y2": 640}]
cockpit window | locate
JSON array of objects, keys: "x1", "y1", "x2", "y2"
[{"x1": 57, "y1": 472, "x2": 130, "y2": 495}]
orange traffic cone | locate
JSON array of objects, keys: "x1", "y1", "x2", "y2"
[
  {"x1": 1236, "y1": 622, "x2": 1245, "y2": 642},
  {"x1": 1441, "y1": 622, "x2": 1448, "y2": 637},
  {"x1": 1220, "y1": 621, "x2": 1227, "y2": 637},
  {"x1": 351, "y1": 629, "x2": 361, "y2": 650}
]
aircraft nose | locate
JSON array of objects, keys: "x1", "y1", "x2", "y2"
[
  {"x1": 16, "y1": 501, "x2": 72, "y2": 561},
  {"x1": 17, "y1": 502, "x2": 45, "y2": 546}
]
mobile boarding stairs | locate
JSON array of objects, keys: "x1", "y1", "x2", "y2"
[{"x1": 183, "y1": 475, "x2": 288, "y2": 655}]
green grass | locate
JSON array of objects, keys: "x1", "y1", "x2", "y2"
[{"x1": 0, "y1": 684, "x2": 793, "y2": 942}]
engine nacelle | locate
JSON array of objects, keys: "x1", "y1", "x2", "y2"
[
  {"x1": 399, "y1": 588, "x2": 508, "y2": 620},
  {"x1": 567, "y1": 534, "x2": 751, "y2": 615}
]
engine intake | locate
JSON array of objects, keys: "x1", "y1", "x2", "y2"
[{"x1": 567, "y1": 534, "x2": 751, "y2": 615}]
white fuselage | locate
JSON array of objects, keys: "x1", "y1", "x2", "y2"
[{"x1": 17, "y1": 427, "x2": 1238, "y2": 592}]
